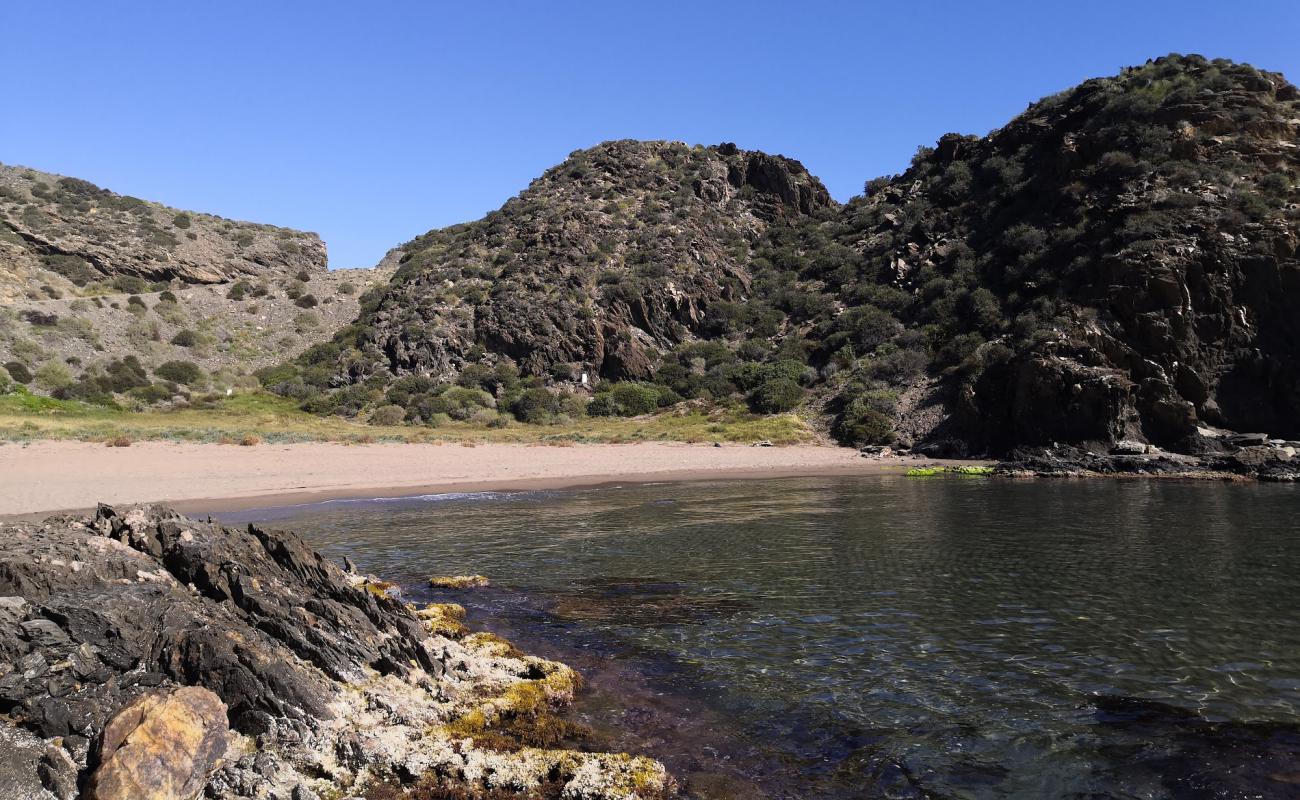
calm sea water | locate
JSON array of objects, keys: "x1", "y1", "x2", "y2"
[{"x1": 216, "y1": 477, "x2": 1300, "y2": 799}]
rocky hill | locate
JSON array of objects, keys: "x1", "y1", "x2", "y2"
[
  {"x1": 281, "y1": 54, "x2": 1299, "y2": 466},
  {"x1": 0, "y1": 165, "x2": 391, "y2": 404},
  {"x1": 0, "y1": 164, "x2": 326, "y2": 300},
  {"x1": 9, "y1": 55, "x2": 1298, "y2": 467},
  {"x1": 358, "y1": 140, "x2": 827, "y2": 382},
  {"x1": 819, "y1": 54, "x2": 1300, "y2": 455}
]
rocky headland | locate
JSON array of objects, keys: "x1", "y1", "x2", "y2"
[{"x1": 0, "y1": 505, "x2": 672, "y2": 800}]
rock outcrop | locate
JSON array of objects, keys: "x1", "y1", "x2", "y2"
[
  {"x1": 835, "y1": 54, "x2": 1300, "y2": 455},
  {"x1": 321, "y1": 140, "x2": 832, "y2": 387},
  {"x1": 0, "y1": 505, "x2": 672, "y2": 800},
  {"x1": 0, "y1": 164, "x2": 326, "y2": 300}
]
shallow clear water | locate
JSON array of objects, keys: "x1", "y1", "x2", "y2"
[{"x1": 216, "y1": 477, "x2": 1300, "y2": 799}]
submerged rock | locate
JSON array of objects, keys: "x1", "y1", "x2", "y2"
[{"x1": 0, "y1": 505, "x2": 673, "y2": 800}]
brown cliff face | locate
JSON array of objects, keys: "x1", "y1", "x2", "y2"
[
  {"x1": 333, "y1": 140, "x2": 832, "y2": 386},
  {"x1": 0, "y1": 164, "x2": 326, "y2": 300}
]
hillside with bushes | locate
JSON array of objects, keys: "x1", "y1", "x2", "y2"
[
  {"x1": 0, "y1": 164, "x2": 326, "y2": 299},
  {"x1": 6, "y1": 55, "x2": 1298, "y2": 460},
  {"x1": 258, "y1": 140, "x2": 837, "y2": 426},
  {"x1": 269, "y1": 55, "x2": 1299, "y2": 458},
  {"x1": 817, "y1": 53, "x2": 1300, "y2": 453},
  {"x1": 0, "y1": 165, "x2": 392, "y2": 408}
]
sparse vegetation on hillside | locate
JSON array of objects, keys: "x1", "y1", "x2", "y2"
[{"x1": 4, "y1": 55, "x2": 1297, "y2": 456}]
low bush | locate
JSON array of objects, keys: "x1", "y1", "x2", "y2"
[
  {"x1": 33, "y1": 361, "x2": 74, "y2": 391},
  {"x1": 748, "y1": 378, "x2": 803, "y2": 413},
  {"x1": 509, "y1": 387, "x2": 561, "y2": 423},
  {"x1": 371, "y1": 404, "x2": 407, "y2": 426},
  {"x1": 170, "y1": 328, "x2": 198, "y2": 347},
  {"x1": 832, "y1": 394, "x2": 896, "y2": 445},
  {"x1": 4, "y1": 361, "x2": 33, "y2": 384},
  {"x1": 111, "y1": 275, "x2": 148, "y2": 294},
  {"x1": 154, "y1": 360, "x2": 205, "y2": 385},
  {"x1": 587, "y1": 382, "x2": 671, "y2": 417}
]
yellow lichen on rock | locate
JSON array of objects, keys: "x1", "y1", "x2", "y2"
[
  {"x1": 460, "y1": 630, "x2": 526, "y2": 659},
  {"x1": 86, "y1": 686, "x2": 232, "y2": 800},
  {"x1": 417, "y1": 602, "x2": 469, "y2": 638},
  {"x1": 430, "y1": 574, "x2": 491, "y2": 589}
]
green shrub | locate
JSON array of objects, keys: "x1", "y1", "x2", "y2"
[
  {"x1": 129, "y1": 383, "x2": 177, "y2": 404},
  {"x1": 111, "y1": 275, "x2": 148, "y2": 294},
  {"x1": 227, "y1": 280, "x2": 252, "y2": 300},
  {"x1": 294, "y1": 312, "x2": 320, "y2": 333},
  {"x1": 154, "y1": 360, "x2": 205, "y2": 385},
  {"x1": 442, "y1": 386, "x2": 494, "y2": 419},
  {"x1": 172, "y1": 213, "x2": 192, "y2": 229},
  {"x1": 294, "y1": 294, "x2": 319, "y2": 309},
  {"x1": 4, "y1": 361, "x2": 32, "y2": 384},
  {"x1": 170, "y1": 328, "x2": 198, "y2": 347},
  {"x1": 22, "y1": 310, "x2": 58, "y2": 326},
  {"x1": 609, "y1": 382, "x2": 660, "y2": 416},
  {"x1": 33, "y1": 361, "x2": 74, "y2": 390},
  {"x1": 371, "y1": 404, "x2": 407, "y2": 426},
  {"x1": 748, "y1": 378, "x2": 803, "y2": 413},
  {"x1": 153, "y1": 300, "x2": 186, "y2": 326},
  {"x1": 586, "y1": 394, "x2": 620, "y2": 416},
  {"x1": 832, "y1": 396, "x2": 895, "y2": 445},
  {"x1": 0, "y1": 366, "x2": 11, "y2": 394},
  {"x1": 104, "y1": 356, "x2": 150, "y2": 393},
  {"x1": 510, "y1": 387, "x2": 560, "y2": 424},
  {"x1": 41, "y1": 254, "x2": 98, "y2": 286}
]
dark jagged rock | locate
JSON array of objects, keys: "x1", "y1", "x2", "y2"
[
  {"x1": 0, "y1": 505, "x2": 672, "y2": 800},
  {"x1": 0, "y1": 504, "x2": 435, "y2": 741}
]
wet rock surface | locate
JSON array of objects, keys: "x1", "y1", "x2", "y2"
[{"x1": 0, "y1": 505, "x2": 672, "y2": 799}]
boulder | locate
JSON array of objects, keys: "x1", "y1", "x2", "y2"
[
  {"x1": 1111, "y1": 439, "x2": 1149, "y2": 455},
  {"x1": 86, "y1": 687, "x2": 230, "y2": 800}
]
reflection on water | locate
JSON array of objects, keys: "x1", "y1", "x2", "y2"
[{"x1": 216, "y1": 477, "x2": 1300, "y2": 799}]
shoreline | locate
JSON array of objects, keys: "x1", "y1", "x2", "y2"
[{"x1": 0, "y1": 439, "x2": 976, "y2": 519}]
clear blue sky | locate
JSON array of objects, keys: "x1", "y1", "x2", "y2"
[{"x1": 4, "y1": 1, "x2": 1297, "y2": 268}]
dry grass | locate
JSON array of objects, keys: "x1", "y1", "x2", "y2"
[{"x1": 0, "y1": 390, "x2": 817, "y2": 446}]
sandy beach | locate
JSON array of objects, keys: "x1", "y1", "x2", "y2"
[{"x1": 0, "y1": 440, "x2": 957, "y2": 518}]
